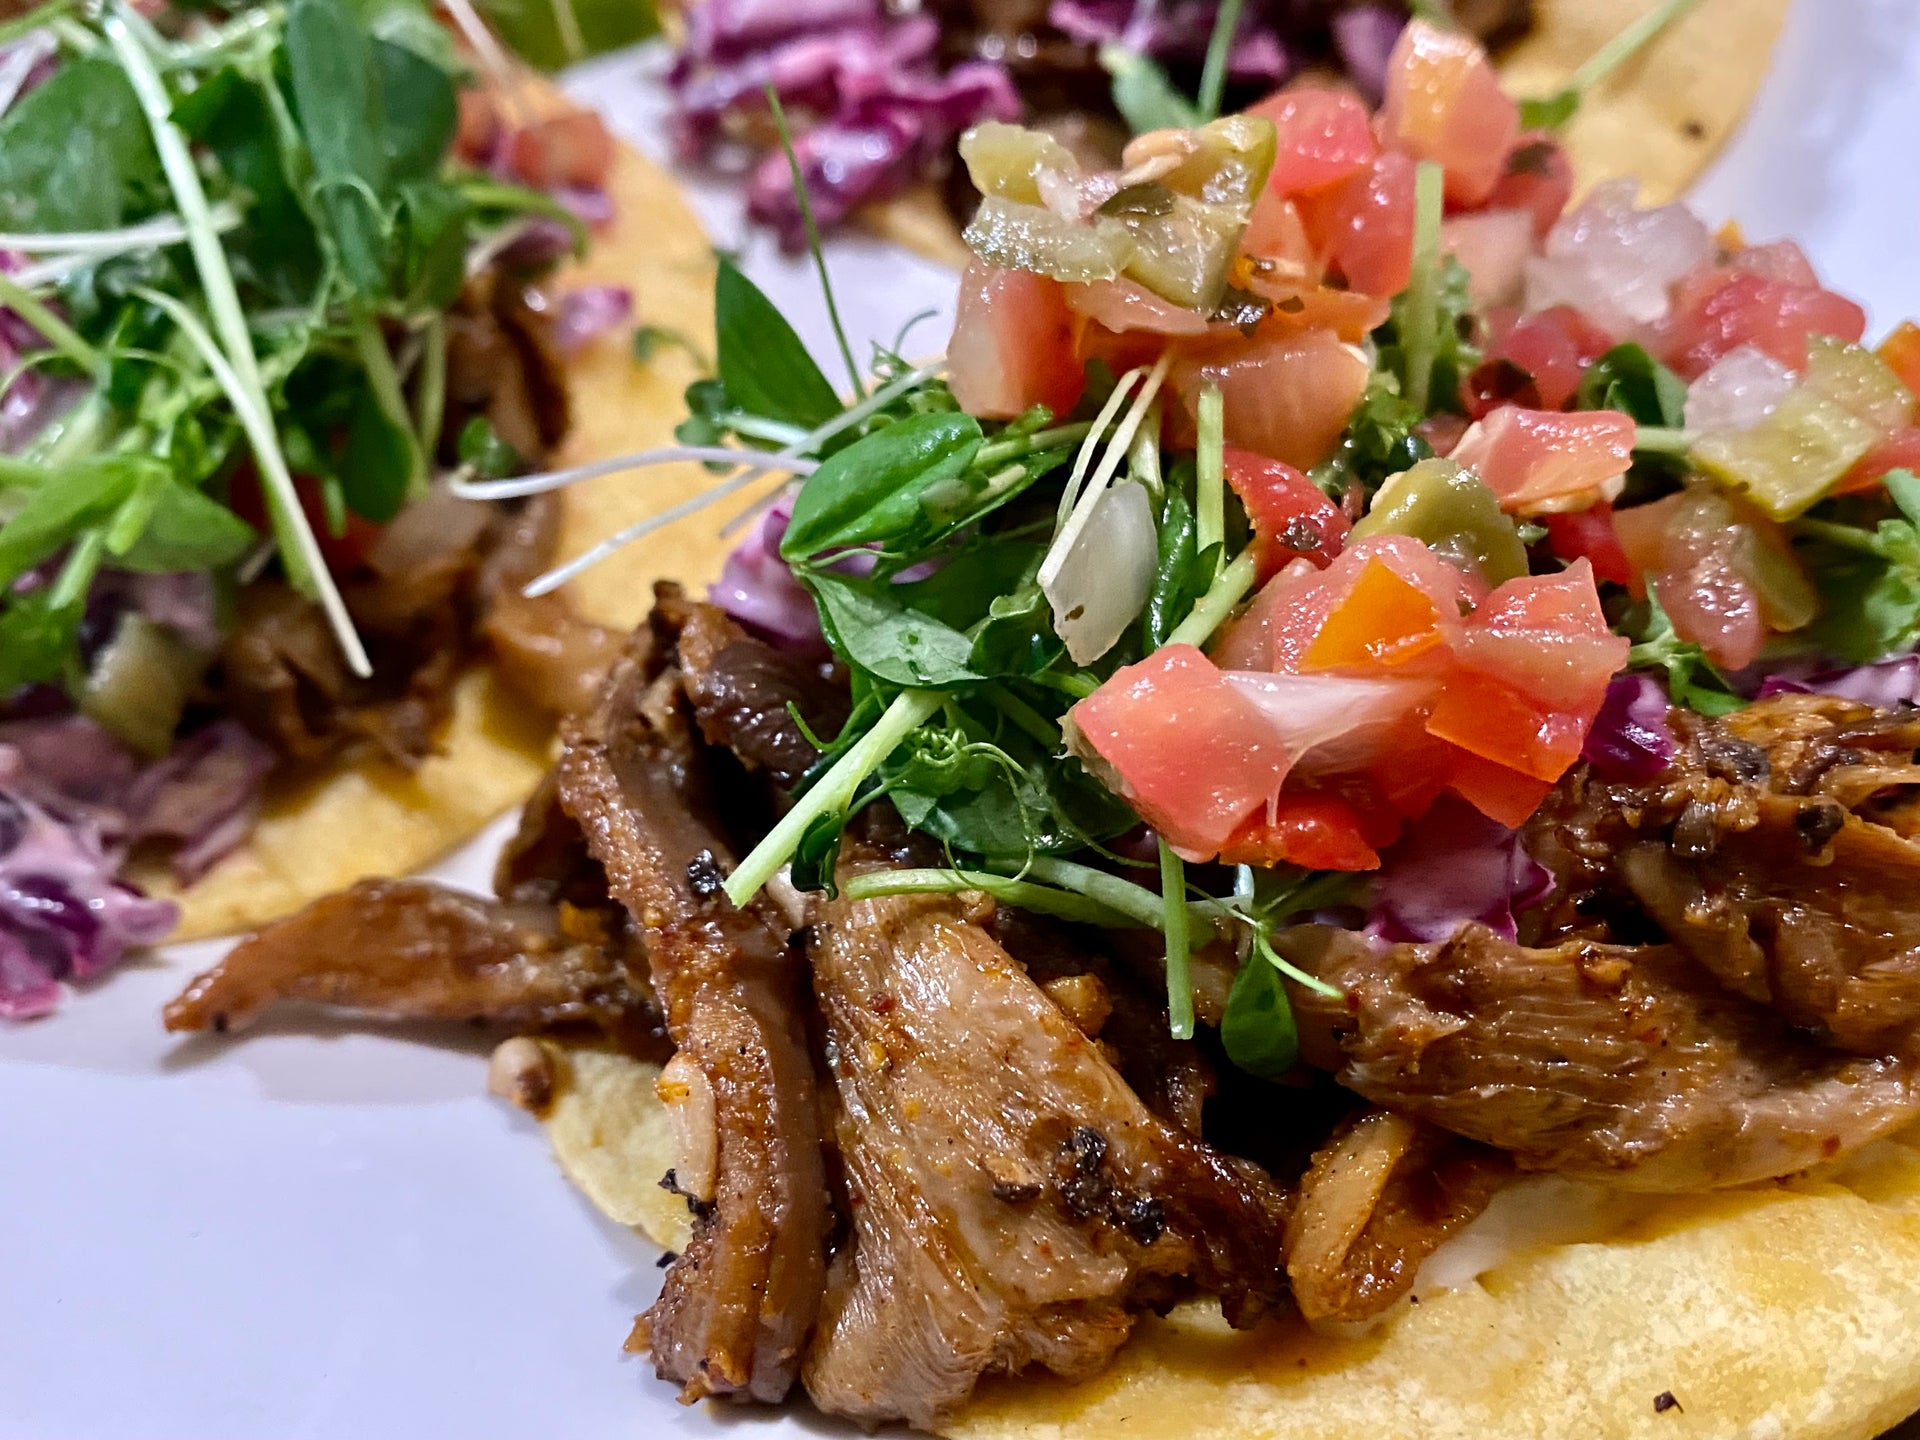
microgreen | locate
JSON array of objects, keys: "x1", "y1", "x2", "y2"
[
  {"x1": 1099, "y1": 43, "x2": 1199, "y2": 135},
  {"x1": 1193, "y1": 0, "x2": 1248, "y2": 124},
  {"x1": 1518, "y1": 0, "x2": 1704, "y2": 131},
  {"x1": 1794, "y1": 471, "x2": 1920, "y2": 662}
]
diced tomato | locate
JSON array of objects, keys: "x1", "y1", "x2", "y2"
[
  {"x1": 1298, "y1": 149, "x2": 1418, "y2": 297},
  {"x1": 1485, "y1": 133, "x2": 1574, "y2": 240},
  {"x1": 1218, "y1": 534, "x2": 1481, "y2": 674},
  {"x1": 229, "y1": 465, "x2": 378, "y2": 573},
  {"x1": 1877, "y1": 321, "x2": 1920, "y2": 397},
  {"x1": 1544, "y1": 502, "x2": 1635, "y2": 587},
  {"x1": 1216, "y1": 792, "x2": 1382, "y2": 870},
  {"x1": 1454, "y1": 560, "x2": 1628, "y2": 711},
  {"x1": 1068, "y1": 645, "x2": 1293, "y2": 859},
  {"x1": 455, "y1": 88, "x2": 501, "y2": 164},
  {"x1": 1838, "y1": 425, "x2": 1920, "y2": 495},
  {"x1": 1609, "y1": 494, "x2": 1678, "y2": 599},
  {"x1": 1426, "y1": 670, "x2": 1592, "y2": 784},
  {"x1": 1249, "y1": 83, "x2": 1379, "y2": 196},
  {"x1": 1062, "y1": 279, "x2": 1211, "y2": 337},
  {"x1": 1729, "y1": 239, "x2": 1820, "y2": 288},
  {"x1": 1224, "y1": 448, "x2": 1350, "y2": 577},
  {"x1": 1450, "y1": 405, "x2": 1636, "y2": 514},
  {"x1": 1660, "y1": 265, "x2": 1868, "y2": 380},
  {"x1": 1240, "y1": 188, "x2": 1318, "y2": 288},
  {"x1": 1444, "y1": 751, "x2": 1557, "y2": 828},
  {"x1": 1175, "y1": 327, "x2": 1370, "y2": 471},
  {"x1": 1442, "y1": 208, "x2": 1533, "y2": 308},
  {"x1": 1300, "y1": 559, "x2": 1448, "y2": 671},
  {"x1": 949, "y1": 259, "x2": 1086, "y2": 420},
  {"x1": 1243, "y1": 283, "x2": 1390, "y2": 344},
  {"x1": 506, "y1": 111, "x2": 615, "y2": 190},
  {"x1": 1380, "y1": 19, "x2": 1519, "y2": 207},
  {"x1": 1467, "y1": 305, "x2": 1616, "y2": 415}
]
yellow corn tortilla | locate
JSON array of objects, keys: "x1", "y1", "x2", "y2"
[
  {"x1": 862, "y1": 0, "x2": 1791, "y2": 269},
  {"x1": 145, "y1": 83, "x2": 734, "y2": 940},
  {"x1": 536, "y1": 1035, "x2": 1920, "y2": 1439}
]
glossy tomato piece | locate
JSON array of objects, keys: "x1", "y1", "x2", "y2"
[
  {"x1": 950, "y1": 259, "x2": 1086, "y2": 420},
  {"x1": 1877, "y1": 321, "x2": 1920, "y2": 397},
  {"x1": 507, "y1": 111, "x2": 615, "y2": 190},
  {"x1": 229, "y1": 465, "x2": 378, "y2": 573},
  {"x1": 1299, "y1": 149, "x2": 1418, "y2": 297},
  {"x1": 1450, "y1": 405, "x2": 1636, "y2": 514},
  {"x1": 1224, "y1": 447, "x2": 1350, "y2": 576},
  {"x1": 1176, "y1": 327, "x2": 1370, "y2": 471},
  {"x1": 1838, "y1": 425, "x2": 1920, "y2": 495},
  {"x1": 1216, "y1": 791, "x2": 1383, "y2": 870},
  {"x1": 1249, "y1": 83, "x2": 1379, "y2": 196},
  {"x1": 1068, "y1": 644, "x2": 1292, "y2": 859},
  {"x1": 1239, "y1": 187, "x2": 1318, "y2": 286},
  {"x1": 1442, "y1": 208, "x2": 1533, "y2": 308},
  {"x1": 1300, "y1": 558, "x2": 1450, "y2": 671},
  {"x1": 1455, "y1": 560, "x2": 1628, "y2": 711},
  {"x1": 1544, "y1": 502, "x2": 1635, "y2": 587},
  {"x1": 1062, "y1": 279, "x2": 1211, "y2": 337},
  {"x1": 1660, "y1": 265, "x2": 1868, "y2": 380},
  {"x1": 1444, "y1": 750, "x2": 1557, "y2": 829},
  {"x1": 1485, "y1": 133, "x2": 1574, "y2": 239},
  {"x1": 1380, "y1": 18, "x2": 1518, "y2": 207},
  {"x1": 455, "y1": 88, "x2": 501, "y2": 164},
  {"x1": 1426, "y1": 669, "x2": 1595, "y2": 784},
  {"x1": 1468, "y1": 305, "x2": 1616, "y2": 415},
  {"x1": 1243, "y1": 283, "x2": 1390, "y2": 344}
]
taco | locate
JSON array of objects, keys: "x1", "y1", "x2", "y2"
[
  {"x1": 0, "y1": 0, "x2": 721, "y2": 1012},
  {"x1": 169, "y1": 13, "x2": 1920, "y2": 1440},
  {"x1": 660, "y1": 0, "x2": 1788, "y2": 267}
]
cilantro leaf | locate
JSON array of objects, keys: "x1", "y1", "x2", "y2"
[
  {"x1": 1576, "y1": 343, "x2": 1688, "y2": 426},
  {"x1": 1798, "y1": 479, "x2": 1920, "y2": 662}
]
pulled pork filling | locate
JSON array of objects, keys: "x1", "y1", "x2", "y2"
[{"x1": 169, "y1": 593, "x2": 1920, "y2": 1429}]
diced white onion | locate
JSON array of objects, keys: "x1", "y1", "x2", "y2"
[
  {"x1": 1044, "y1": 481, "x2": 1157, "y2": 664},
  {"x1": 1441, "y1": 208, "x2": 1535, "y2": 309},
  {"x1": 1684, "y1": 344, "x2": 1799, "y2": 433},
  {"x1": 1523, "y1": 178, "x2": 1713, "y2": 336}
]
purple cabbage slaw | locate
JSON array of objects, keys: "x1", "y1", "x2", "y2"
[
  {"x1": 1366, "y1": 794, "x2": 1552, "y2": 945},
  {"x1": 668, "y1": 0, "x2": 1020, "y2": 250},
  {"x1": 0, "y1": 568, "x2": 276, "y2": 1018}
]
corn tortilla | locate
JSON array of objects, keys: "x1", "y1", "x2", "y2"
[
  {"x1": 540, "y1": 1030, "x2": 1920, "y2": 1438},
  {"x1": 144, "y1": 83, "x2": 733, "y2": 940}
]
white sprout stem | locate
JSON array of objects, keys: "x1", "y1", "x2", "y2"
[
  {"x1": 1056, "y1": 366, "x2": 1144, "y2": 526},
  {"x1": 1039, "y1": 351, "x2": 1171, "y2": 590},
  {"x1": 1194, "y1": 381, "x2": 1224, "y2": 555},
  {"x1": 0, "y1": 206, "x2": 244, "y2": 257},
  {"x1": 523, "y1": 464, "x2": 783, "y2": 597},
  {"x1": 0, "y1": 29, "x2": 54, "y2": 118},
  {"x1": 109, "y1": 11, "x2": 369, "y2": 677},
  {"x1": 450, "y1": 446, "x2": 819, "y2": 500},
  {"x1": 436, "y1": 0, "x2": 529, "y2": 126},
  {"x1": 795, "y1": 360, "x2": 947, "y2": 455}
]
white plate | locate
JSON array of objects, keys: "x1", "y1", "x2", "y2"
[{"x1": 7, "y1": 8, "x2": 1920, "y2": 1435}]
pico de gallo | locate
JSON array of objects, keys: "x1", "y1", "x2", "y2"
[{"x1": 617, "y1": 10, "x2": 1920, "y2": 1068}]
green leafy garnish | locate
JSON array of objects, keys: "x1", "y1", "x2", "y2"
[
  {"x1": 1577, "y1": 343, "x2": 1688, "y2": 426},
  {"x1": 1099, "y1": 43, "x2": 1199, "y2": 135},
  {"x1": 1796, "y1": 471, "x2": 1920, "y2": 662}
]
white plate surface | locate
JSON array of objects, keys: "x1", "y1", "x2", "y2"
[{"x1": 7, "y1": 6, "x2": 1920, "y2": 1436}]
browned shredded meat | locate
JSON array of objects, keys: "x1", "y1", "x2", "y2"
[
  {"x1": 1527, "y1": 694, "x2": 1920, "y2": 1054},
  {"x1": 162, "y1": 878, "x2": 655, "y2": 1040},
  {"x1": 555, "y1": 592, "x2": 829, "y2": 1406},
  {"x1": 476, "y1": 492, "x2": 625, "y2": 718},
  {"x1": 444, "y1": 270, "x2": 570, "y2": 461},
  {"x1": 674, "y1": 602, "x2": 846, "y2": 789},
  {"x1": 1286, "y1": 1109, "x2": 1509, "y2": 1323},
  {"x1": 1281, "y1": 922, "x2": 1920, "y2": 1191},
  {"x1": 800, "y1": 888, "x2": 1293, "y2": 1430}
]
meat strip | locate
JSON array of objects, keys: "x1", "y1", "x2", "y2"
[
  {"x1": 163, "y1": 878, "x2": 652, "y2": 1038},
  {"x1": 1282, "y1": 922, "x2": 1920, "y2": 1192},
  {"x1": 801, "y1": 889, "x2": 1292, "y2": 1430},
  {"x1": 555, "y1": 593, "x2": 828, "y2": 1405},
  {"x1": 1529, "y1": 694, "x2": 1920, "y2": 1053},
  {"x1": 1286, "y1": 1109, "x2": 1509, "y2": 1324}
]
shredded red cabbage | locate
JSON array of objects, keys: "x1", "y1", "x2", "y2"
[
  {"x1": 669, "y1": 0, "x2": 1018, "y2": 251},
  {"x1": 1368, "y1": 795, "x2": 1552, "y2": 945},
  {"x1": 0, "y1": 778, "x2": 177, "y2": 1021},
  {"x1": 1330, "y1": 4, "x2": 1403, "y2": 102},
  {"x1": 554, "y1": 284, "x2": 633, "y2": 354},
  {"x1": 1047, "y1": 0, "x2": 1292, "y2": 84},
  {"x1": 712, "y1": 494, "x2": 825, "y2": 649},
  {"x1": 1582, "y1": 673, "x2": 1679, "y2": 782},
  {"x1": 1757, "y1": 655, "x2": 1920, "y2": 709}
]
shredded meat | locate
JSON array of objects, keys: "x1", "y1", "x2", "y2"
[
  {"x1": 555, "y1": 593, "x2": 828, "y2": 1406},
  {"x1": 476, "y1": 493, "x2": 624, "y2": 718},
  {"x1": 1528, "y1": 694, "x2": 1920, "y2": 1054},
  {"x1": 1286, "y1": 1110, "x2": 1509, "y2": 1323},
  {"x1": 800, "y1": 888, "x2": 1292, "y2": 1430},
  {"x1": 1282, "y1": 922, "x2": 1920, "y2": 1191},
  {"x1": 675, "y1": 603, "x2": 847, "y2": 790},
  {"x1": 444, "y1": 270, "x2": 570, "y2": 462},
  {"x1": 162, "y1": 878, "x2": 655, "y2": 1040}
]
